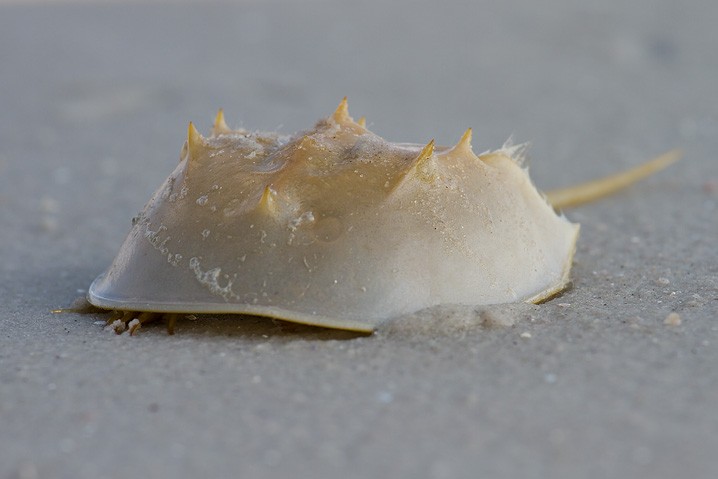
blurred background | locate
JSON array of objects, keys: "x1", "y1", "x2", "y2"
[{"x1": 1, "y1": 1, "x2": 716, "y2": 478}]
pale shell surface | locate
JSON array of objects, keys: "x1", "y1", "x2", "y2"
[{"x1": 88, "y1": 100, "x2": 579, "y2": 331}]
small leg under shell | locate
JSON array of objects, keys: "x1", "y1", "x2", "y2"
[{"x1": 105, "y1": 310, "x2": 177, "y2": 335}]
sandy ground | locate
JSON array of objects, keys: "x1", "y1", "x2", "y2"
[{"x1": 1, "y1": 1, "x2": 717, "y2": 478}]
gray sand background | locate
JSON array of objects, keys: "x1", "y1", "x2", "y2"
[{"x1": 1, "y1": 1, "x2": 717, "y2": 478}]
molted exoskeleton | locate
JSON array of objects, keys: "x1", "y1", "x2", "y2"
[{"x1": 88, "y1": 99, "x2": 580, "y2": 332}]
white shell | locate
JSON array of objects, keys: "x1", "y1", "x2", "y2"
[{"x1": 88, "y1": 100, "x2": 579, "y2": 332}]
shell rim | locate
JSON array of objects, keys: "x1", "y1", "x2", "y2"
[
  {"x1": 87, "y1": 218, "x2": 577, "y2": 333},
  {"x1": 87, "y1": 274, "x2": 376, "y2": 333},
  {"x1": 527, "y1": 222, "x2": 580, "y2": 304}
]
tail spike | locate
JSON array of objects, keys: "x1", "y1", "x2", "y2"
[
  {"x1": 357, "y1": 116, "x2": 367, "y2": 128},
  {"x1": 457, "y1": 128, "x2": 473, "y2": 151},
  {"x1": 444, "y1": 128, "x2": 480, "y2": 160},
  {"x1": 187, "y1": 122, "x2": 206, "y2": 159},
  {"x1": 332, "y1": 97, "x2": 352, "y2": 124},
  {"x1": 212, "y1": 108, "x2": 231, "y2": 136},
  {"x1": 416, "y1": 139, "x2": 436, "y2": 167},
  {"x1": 258, "y1": 184, "x2": 278, "y2": 215},
  {"x1": 399, "y1": 140, "x2": 437, "y2": 183}
]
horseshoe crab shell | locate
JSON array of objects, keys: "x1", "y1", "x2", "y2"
[{"x1": 88, "y1": 99, "x2": 579, "y2": 332}]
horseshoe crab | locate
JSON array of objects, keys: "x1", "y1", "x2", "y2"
[{"x1": 85, "y1": 99, "x2": 679, "y2": 334}]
